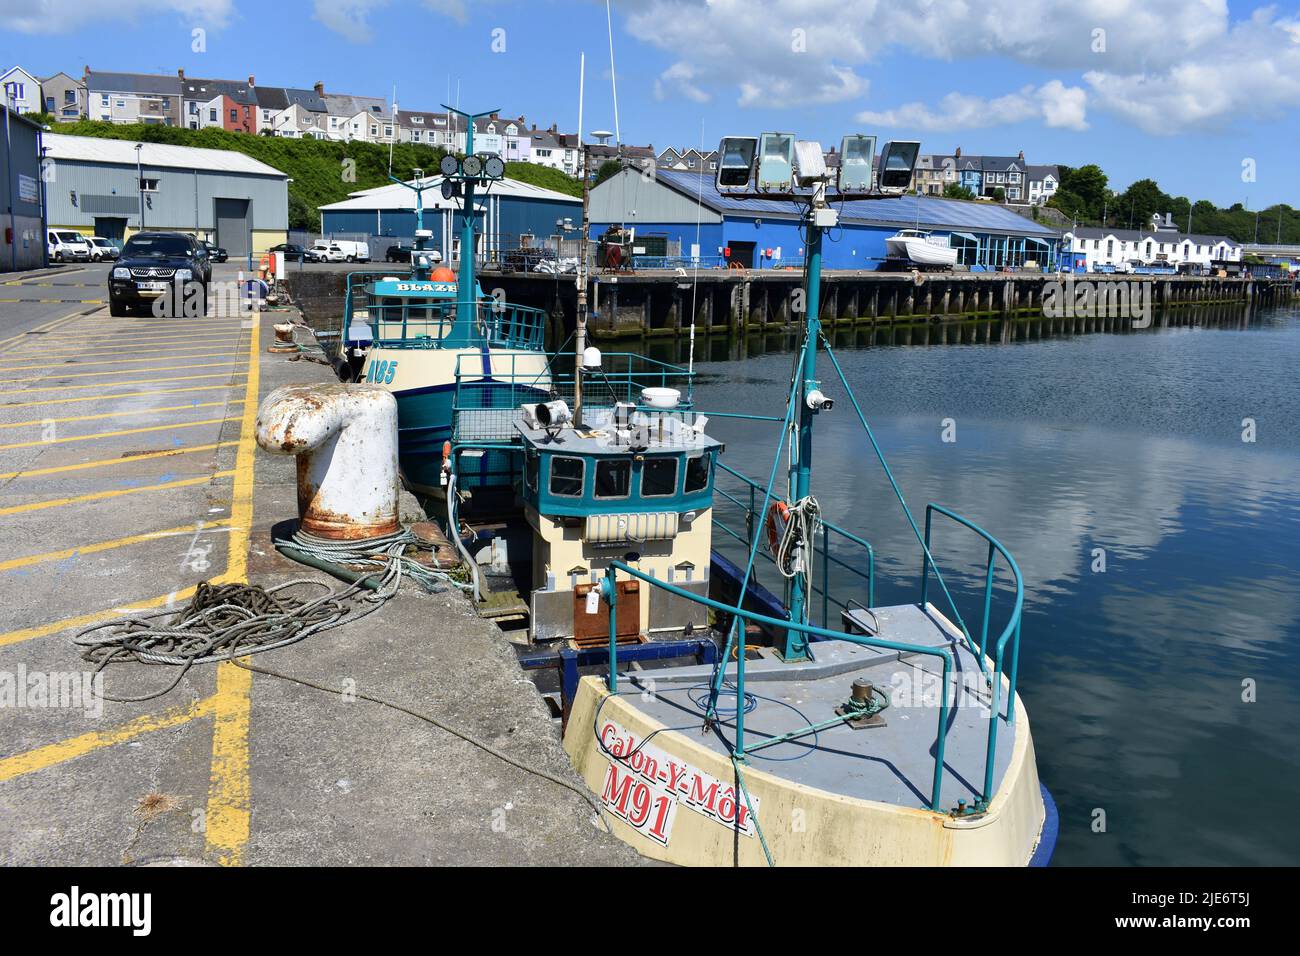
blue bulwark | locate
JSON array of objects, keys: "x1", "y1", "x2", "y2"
[{"x1": 371, "y1": 279, "x2": 459, "y2": 298}]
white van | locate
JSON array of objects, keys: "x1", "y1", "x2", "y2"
[
  {"x1": 47, "y1": 229, "x2": 92, "y2": 262},
  {"x1": 310, "y1": 240, "x2": 345, "y2": 263},
  {"x1": 331, "y1": 240, "x2": 371, "y2": 262}
]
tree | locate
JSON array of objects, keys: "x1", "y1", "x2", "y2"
[
  {"x1": 992, "y1": 187, "x2": 1006, "y2": 203},
  {"x1": 942, "y1": 182, "x2": 975, "y2": 201},
  {"x1": 593, "y1": 160, "x2": 622, "y2": 187},
  {"x1": 1116, "y1": 177, "x2": 1170, "y2": 230},
  {"x1": 1056, "y1": 164, "x2": 1109, "y2": 221}
]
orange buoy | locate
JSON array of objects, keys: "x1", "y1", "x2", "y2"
[
  {"x1": 430, "y1": 267, "x2": 457, "y2": 282},
  {"x1": 765, "y1": 500, "x2": 791, "y2": 553}
]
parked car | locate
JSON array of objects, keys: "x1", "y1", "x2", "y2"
[
  {"x1": 47, "y1": 229, "x2": 92, "y2": 262},
  {"x1": 86, "y1": 237, "x2": 120, "y2": 261},
  {"x1": 385, "y1": 244, "x2": 412, "y2": 263},
  {"x1": 331, "y1": 240, "x2": 371, "y2": 263},
  {"x1": 108, "y1": 231, "x2": 211, "y2": 317},
  {"x1": 201, "y1": 240, "x2": 229, "y2": 263},
  {"x1": 310, "y1": 241, "x2": 346, "y2": 263},
  {"x1": 269, "y1": 242, "x2": 314, "y2": 262}
]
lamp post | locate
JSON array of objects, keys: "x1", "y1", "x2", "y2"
[{"x1": 134, "y1": 143, "x2": 145, "y2": 233}]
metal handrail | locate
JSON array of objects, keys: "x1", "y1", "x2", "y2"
[
  {"x1": 600, "y1": 559, "x2": 954, "y2": 811},
  {"x1": 714, "y1": 458, "x2": 875, "y2": 626},
  {"x1": 922, "y1": 503, "x2": 1025, "y2": 806},
  {"x1": 366, "y1": 297, "x2": 547, "y2": 351}
]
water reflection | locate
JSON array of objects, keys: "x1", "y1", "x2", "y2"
[{"x1": 693, "y1": 303, "x2": 1300, "y2": 865}]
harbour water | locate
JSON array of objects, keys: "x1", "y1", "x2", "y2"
[{"x1": 688, "y1": 304, "x2": 1300, "y2": 866}]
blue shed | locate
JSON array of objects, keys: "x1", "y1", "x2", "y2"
[
  {"x1": 588, "y1": 167, "x2": 1062, "y2": 271},
  {"x1": 318, "y1": 175, "x2": 581, "y2": 259}
]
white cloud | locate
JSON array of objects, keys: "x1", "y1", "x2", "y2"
[
  {"x1": 623, "y1": 0, "x2": 1300, "y2": 134},
  {"x1": 856, "y1": 80, "x2": 1087, "y2": 132},
  {"x1": 311, "y1": 0, "x2": 467, "y2": 42},
  {"x1": 0, "y1": 0, "x2": 234, "y2": 33}
]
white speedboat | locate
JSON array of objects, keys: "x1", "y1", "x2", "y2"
[{"x1": 886, "y1": 229, "x2": 959, "y2": 267}]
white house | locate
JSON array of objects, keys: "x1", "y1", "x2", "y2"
[
  {"x1": 1063, "y1": 222, "x2": 1242, "y2": 272},
  {"x1": 1, "y1": 66, "x2": 42, "y2": 114},
  {"x1": 1027, "y1": 165, "x2": 1059, "y2": 206},
  {"x1": 398, "y1": 110, "x2": 464, "y2": 150}
]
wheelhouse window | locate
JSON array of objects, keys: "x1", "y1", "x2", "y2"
[
  {"x1": 684, "y1": 452, "x2": 711, "y2": 493},
  {"x1": 550, "y1": 456, "x2": 584, "y2": 497},
  {"x1": 595, "y1": 459, "x2": 631, "y2": 498},
  {"x1": 525, "y1": 452, "x2": 538, "y2": 493},
  {"x1": 642, "y1": 457, "x2": 678, "y2": 497}
]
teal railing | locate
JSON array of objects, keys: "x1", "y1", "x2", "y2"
[
  {"x1": 366, "y1": 297, "x2": 547, "y2": 351},
  {"x1": 713, "y1": 458, "x2": 875, "y2": 627},
  {"x1": 598, "y1": 496, "x2": 1024, "y2": 814}
]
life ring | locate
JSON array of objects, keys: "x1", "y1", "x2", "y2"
[{"x1": 765, "y1": 500, "x2": 791, "y2": 553}]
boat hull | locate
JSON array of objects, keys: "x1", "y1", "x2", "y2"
[
  {"x1": 360, "y1": 345, "x2": 550, "y2": 496},
  {"x1": 565, "y1": 675, "x2": 1050, "y2": 866},
  {"x1": 886, "y1": 237, "x2": 959, "y2": 267}
]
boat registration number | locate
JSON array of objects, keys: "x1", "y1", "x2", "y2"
[{"x1": 598, "y1": 719, "x2": 759, "y2": 844}]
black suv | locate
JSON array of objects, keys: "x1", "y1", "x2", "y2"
[
  {"x1": 108, "y1": 232, "x2": 212, "y2": 317},
  {"x1": 385, "y1": 244, "x2": 412, "y2": 263}
]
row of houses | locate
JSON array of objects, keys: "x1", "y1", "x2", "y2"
[
  {"x1": 1063, "y1": 215, "x2": 1242, "y2": 271},
  {"x1": 0, "y1": 64, "x2": 608, "y2": 174}
]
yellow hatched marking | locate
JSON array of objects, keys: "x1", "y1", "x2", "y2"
[
  {"x1": 1, "y1": 372, "x2": 245, "y2": 395},
  {"x1": 0, "y1": 309, "x2": 88, "y2": 352},
  {"x1": 0, "y1": 470, "x2": 235, "y2": 517},
  {"x1": 0, "y1": 519, "x2": 232, "y2": 572},
  {"x1": 3, "y1": 383, "x2": 244, "y2": 409},
  {"x1": 0, "y1": 400, "x2": 242, "y2": 430},
  {"x1": 0, "y1": 442, "x2": 233, "y2": 480},
  {"x1": 11, "y1": 352, "x2": 246, "y2": 372},
  {"x1": 14, "y1": 339, "x2": 241, "y2": 359},
  {"x1": 0, "y1": 416, "x2": 238, "y2": 451},
  {"x1": 1, "y1": 360, "x2": 241, "y2": 383}
]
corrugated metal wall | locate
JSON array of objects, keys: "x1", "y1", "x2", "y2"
[{"x1": 44, "y1": 159, "x2": 288, "y2": 235}]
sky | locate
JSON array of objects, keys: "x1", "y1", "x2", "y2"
[{"x1": 3, "y1": 0, "x2": 1298, "y2": 207}]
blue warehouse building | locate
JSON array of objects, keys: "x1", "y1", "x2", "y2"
[
  {"x1": 318, "y1": 176, "x2": 581, "y2": 260},
  {"x1": 589, "y1": 167, "x2": 1062, "y2": 271}
]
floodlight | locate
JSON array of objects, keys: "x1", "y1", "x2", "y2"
[
  {"x1": 484, "y1": 155, "x2": 505, "y2": 179},
  {"x1": 441, "y1": 179, "x2": 460, "y2": 200},
  {"x1": 837, "y1": 135, "x2": 876, "y2": 193},
  {"x1": 878, "y1": 140, "x2": 920, "y2": 195},
  {"x1": 439, "y1": 154, "x2": 460, "y2": 177},
  {"x1": 462, "y1": 155, "x2": 484, "y2": 177},
  {"x1": 793, "y1": 140, "x2": 827, "y2": 186},
  {"x1": 716, "y1": 136, "x2": 757, "y2": 191},
  {"x1": 756, "y1": 133, "x2": 795, "y2": 191}
]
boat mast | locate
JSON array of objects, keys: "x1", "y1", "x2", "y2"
[
  {"x1": 575, "y1": 141, "x2": 591, "y2": 427},
  {"x1": 443, "y1": 105, "x2": 499, "y2": 346}
]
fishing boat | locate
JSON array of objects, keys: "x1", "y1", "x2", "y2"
[
  {"x1": 441, "y1": 136, "x2": 1057, "y2": 866},
  {"x1": 344, "y1": 108, "x2": 552, "y2": 501},
  {"x1": 885, "y1": 228, "x2": 959, "y2": 267}
]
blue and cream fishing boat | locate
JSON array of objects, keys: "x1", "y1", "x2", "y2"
[
  {"x1": 438, "y1": 132, "x2": 1058, "y2": 866},
  {"x1": 346, "y1": 107, "x2": 552, "y2": 499}
]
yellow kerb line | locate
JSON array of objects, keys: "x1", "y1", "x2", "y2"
[
  {"x1": 0, "y1": 470, "x2": 236, "y2": 517},
  {"x1": 0, "y1": 518, "x2": 233, "y2": 572},
  {"x1": 0, "y1": 416, "x2": 240, "y2": 451}
]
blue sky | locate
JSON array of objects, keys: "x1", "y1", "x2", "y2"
[{"x1": 4, "y1": 0, "x2": 1298, "y2": 207}]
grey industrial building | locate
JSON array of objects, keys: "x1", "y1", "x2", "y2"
[
  {"x1": 43, "y1": 133, "x2": 289, "y2": 257},
  {"x1": 2, "y1": 105, "x2": 46, "y2": 271}
]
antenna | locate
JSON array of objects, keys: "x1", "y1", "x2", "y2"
[
  {"x1": 577, "y1": 52, "x2": 585, "y2": 179},
  {"x1": 605, "y1": 0, "x2": 620, "y2": 144}
]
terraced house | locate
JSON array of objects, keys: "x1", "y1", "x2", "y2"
[
  {"x1": 179, "y1": 71, "x2": 258, "y2": 133},
  {"x1": 322, "y1": 92, "x2": 394, "y2": 143},
  {"x1": 84, "y1": 67, "x2": 181, "y2": 126},
  {"x1": 396, "y1": 109, "x2": 464, "y2": 150}
]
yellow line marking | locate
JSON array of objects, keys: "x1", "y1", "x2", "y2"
[
  {"x1": 6, "y1": 337, "x2": 240, "y2": 359},
  {"x1": 14, "y1": 338, "x2": 242, "y2": 358},
  {"x1": 9, "y1": 345, "x2": 246, "y2": 366},
  {"x1": 19, "y1": 329, "x2": 245, "y2": 346},
  {"x1": 1, "y1": 360, "x2": 242, "y2": 383},
  {"x1": 0, "y1": 416, "x2": 239, "y2": 451},
  {"x1": 0, "y1": 584, "x2": 201, "y2": 648},
  {"x1": 205, "y1": 661, "x2": 253, "y2": 866},
  {"x1": 0, "y1": 442, "x2": 234, "y2": 480},
  {"x1": 1, "y1": 372, "x2": 246, "y2": 395},
  {"x1": 3, "y1": 383, "x2": 245, "y2": 409},
  {"x1": 11, "y1": 352, "x2": 246, "y2": 372},
  {"x1": 0, "y1": 470, "x2": 235, "y2": 517},
  {"x1": 0, "y1": 309, "x2": 89, "y2": 352},
  {"x1": 0, "y1": 695, "x2": 214, "y2": 783},
  {"x1": 0, "y1": 519, "x2": 232, "y2": 572},
  {"x1": 0, "y1": 400, "x2": 243, "y2": 430}
]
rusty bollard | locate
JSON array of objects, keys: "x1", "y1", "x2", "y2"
[{"x1": 255, "y1": 383, "x2": 400, "y2": 540}]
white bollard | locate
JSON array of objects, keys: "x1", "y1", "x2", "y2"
[{"x1": 255, "y1": 383, "x2": 400, "y2": 540}]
